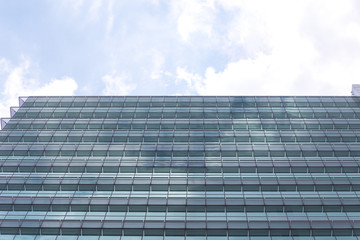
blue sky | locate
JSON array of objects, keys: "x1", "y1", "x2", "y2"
[{"x1": 1, "y1": 0, "x2": 360, "y2": 117}]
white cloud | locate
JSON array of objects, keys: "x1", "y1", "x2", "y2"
[
  {"x1": 172, "y1": 0, "x2": 216, "y2": 42},
  {"x1": 60, "y1": 0, "x2": 114, "y2": 33},
  {"x1": 176, "y1": 67, "x2": 202, "y2": 90},
  {"x1": 60, "y1": 0, "x2": 84, "y2": 13},
  {"x1": 105, "y1": 0, "x2": 115, "y2": 35},
  {"x1": 0, "y1": 58, "x2": 78, "y2": 120},
  {"x1": 88, "y1": 0, "x2": 103, "y2": 22},
  {"x1": 0, "y1": 59, "x2": 10, "y2": 73},
  {"x1": 150, "y1": 51, "x2": 166, "y2": 80},
  {"x1": 176, "y1": 0, "x2": 360, "y2": 95},
  {"x1": 102, "y1": 73, "x2": 136, "y2": 95}
]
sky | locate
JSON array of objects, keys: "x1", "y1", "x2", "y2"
[{"x1": 0, "y1": 0, "x2": 360, "y2": 118}]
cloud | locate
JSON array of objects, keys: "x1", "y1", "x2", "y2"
[
  {"x1": 60, "y1": 0, "x2": 84, "y2": 13},
  {"x1": 176, "y1": 67, "x2": 202, "y2": 90},
  {"x1": 60, "y1": 0, "x2": 113, "y2": 33},
  {"x1": 88, "y1": 0, "x2": 104, "y2": 22},
  {"x1": 176, "y1": 0, "x2": 360, "y2": 95},
  {"x1": 0, "y1": 58, "x2": 78, "y2": 119},
  {"x1": 105, "y1": 0, "x2": 115, "y2": 35},
  {"x1": 172, "y1": 0, "x2": 216, "y2": 42},
  {"x1": 102, "y1": 73, "x2": 136, "y2": 95},
  {"x1": 0, "y1": 59, "x2": 10, "y2": 74},
  {"x1": 29, "y1": 78, "x2": 78, "y2": 96},
  {"x1": 150, "y1": 51, "x2": 166, "y2": 80}
]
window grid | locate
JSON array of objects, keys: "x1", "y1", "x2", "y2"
[{"x1": 2, "y1": 96, "x2": 360, "y2": 237}]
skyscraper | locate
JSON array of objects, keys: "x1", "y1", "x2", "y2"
[{"x1": 1, "y1": 95, "x2": 360, "y2": 239}]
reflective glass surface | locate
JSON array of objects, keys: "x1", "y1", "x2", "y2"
[{"x1": 1, "y1": 96, "x2": 360, "y2": 239}]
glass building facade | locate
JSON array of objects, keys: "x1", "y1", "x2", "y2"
[{"x1": 0, "y1": 96, "x2": 360, "y2": 239}]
